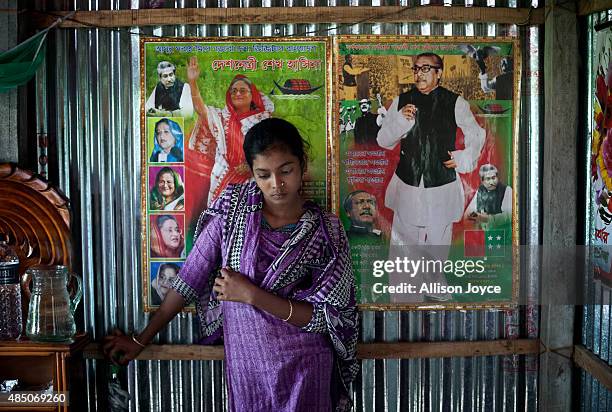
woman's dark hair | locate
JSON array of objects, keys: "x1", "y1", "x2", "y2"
[
  {"x1": 156, "y1": 215, "x2": 178, "y2": 230},
  {"x1": 159, "y1": 262, "x2": 180, "y2": 275},
  {"x1": 154, "y1": 118, "x2": 171, "y2": 135},
  {"x1": 243, "y1": 118, "x2": 310, "y2": 172},
  {"x1": 154, "y1": 118, "x2": 183, "y2": 143}
]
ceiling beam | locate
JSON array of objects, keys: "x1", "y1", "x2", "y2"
[
  {"x1": 578, "y1": 0, "x2": 612, "y2": 16},
  {"x1": 28, "y1": 6, "x2": 544, "y2": 30}
]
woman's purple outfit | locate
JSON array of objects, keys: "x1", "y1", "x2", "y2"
[{"x1": 172, "y1": 183, "x2": 358, "y2": 412}]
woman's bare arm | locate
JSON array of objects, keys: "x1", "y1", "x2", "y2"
[
  {"x1": 103, "y1": 289, "x2": 186, "y2": 365},
  {"x1": 137, "y1": 289, "x2": 186, "y2": 344},
  {"x1": 213, "y1": 268, "x2": 313, "y2": 327},
  {"x1": 250, "y1": 288, "x2": 313, "y2": 328},
  {"x1": 187, "y1": 56, "x2": 208, "y2": 119}
]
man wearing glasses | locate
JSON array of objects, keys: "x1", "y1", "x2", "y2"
[{"x1": 377, "y1": 52, "x2": 485, "y2": 302}]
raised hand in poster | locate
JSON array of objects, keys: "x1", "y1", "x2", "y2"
[
  {"x1": 186, "y1": 56, "x2": 274, "y2": 208},
  {"x1": 342, "y1": 54, "x2": 370, "y2": 101}
]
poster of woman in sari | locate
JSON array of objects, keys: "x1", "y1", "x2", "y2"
[
  {"x1": 141, "y1": 38, "x2": 330, "y2": 311},
  {"x1": 335, "y1": 36, "x2": 519, "y2": 308},
  {"x1": 148, "y1": 117, "x2": 184, "y2": 163}
]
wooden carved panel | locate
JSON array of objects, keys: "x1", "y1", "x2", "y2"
[{"x1": 0, "y1": 163, "x2": 72, "y2": 272}]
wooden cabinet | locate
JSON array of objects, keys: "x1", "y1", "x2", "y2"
[{"x1": 0, "y1": 334, "x2": 89, "y2": 411}]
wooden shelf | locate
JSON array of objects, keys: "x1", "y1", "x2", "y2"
[
  {"x1": 0, "y1": 334, "x2": 89, "y2": 412},
  {"x1": 0, "y1": 334, "x2": 90, "y2": 355}
]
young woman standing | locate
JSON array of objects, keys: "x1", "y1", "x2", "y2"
[{"x1": 105, "y1": 118, "x2": 358, "y2": 411}]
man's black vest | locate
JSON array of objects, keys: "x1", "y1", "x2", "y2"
[
  {"x1": 154, "y1": 78, "x2": 184, "y2": 111},
  {"x1": 476, "y1": 182, "x2": 506, "y2": 215},
  {"x1": 395, "y1": 86, "x2": 459, "y2": 188}
]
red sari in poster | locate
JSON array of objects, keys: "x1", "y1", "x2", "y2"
[{"x1": 185, "y1": 75, "x2": 274, "y2": 234}]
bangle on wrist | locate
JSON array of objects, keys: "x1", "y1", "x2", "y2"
[
  {"x1": 282, "y1": 299, "x2": 293, "y2": 322},
  {"x1": 131, "y1": 334, "x2": 147, "y2": 349}
]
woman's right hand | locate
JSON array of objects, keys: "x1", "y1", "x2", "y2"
[
  {"x1": 102, "y1": 292, "x2": 186, "y2": 366},
  {"x1": 187, "y1": 56, "x2": 201, "y2": 83},
  {"x1": 187, "y1": 56, "x2": 207, "y2": 117},
  {"x1": 103, "y1": 329, "x2": 146, "y2": 366}
]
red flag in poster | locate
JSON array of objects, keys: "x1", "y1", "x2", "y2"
[{"x1": 464, "y1": 230, "x2": 485, "y2": 257}]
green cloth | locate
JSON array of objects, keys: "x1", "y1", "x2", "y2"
[{"x1": 0, "y1": 30, "x2": 47, "y2": 93}]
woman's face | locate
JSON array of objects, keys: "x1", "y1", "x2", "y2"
[
  {"x1": 160, "y1": 219, "x2": 181, "y2": 249},
  {"x1": 156, "y1": 123, "x2": 176, "y2": 152},
  {"x1": 252, "y1": 149, "x2": 303, "y2": 207},
  {"x1": 229, "y1": 80, "x2": 252, "y2": 113},
  {"x1": 157, "y1": 172, "x2": 175, "y2": 198},
  {"x1": 158, "y1": 267, "x2": 178, "y2": 295}
]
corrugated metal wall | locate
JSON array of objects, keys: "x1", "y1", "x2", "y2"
[
  {"x1": 0, "y1": 0, "x2": 18, "y2": 164},
  {"x1": 36, "y1": 1, "x2": 543, "y2": 410},
  {"x1": 582, "y1": 10, "x2": 612, "y2": 412}
]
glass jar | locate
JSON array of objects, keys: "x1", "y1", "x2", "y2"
[{"x1": 24, "y1": 265, "x2": 82, "y2": 343}]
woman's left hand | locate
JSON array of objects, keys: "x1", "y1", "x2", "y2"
[{"x1": 213, "y1": 267, "x2": 258, "y2": 304}]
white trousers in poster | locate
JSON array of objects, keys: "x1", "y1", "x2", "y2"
[{"x1": 388, "y1": 202, "x2": 454, "y2": 303}]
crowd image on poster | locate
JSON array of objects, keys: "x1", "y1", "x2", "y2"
[
  {"x1": 335, "y1": 36, "x2": 519, "y2": 307},
  {"x1": 140, "y1": 38, "x2": 330, "y2": 311}
]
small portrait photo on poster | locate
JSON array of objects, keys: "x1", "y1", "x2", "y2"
[
  {"x1": 145, "y1": 60, "x2": 194, "y2": 118},
  {"x1": 149, "y1": 214, "x2": 186, "y2": 259},
  {"x1": 353, "y1": 98, "x2": 382, "y2": 148},
  {"x1": 343, "y1": 190, "x2": 382, "y2": 240},
  {"x1": 149, "y1": 261, "x2": 183, "y2": 306},
  {"x1": 463, "y1": 163, "x2": 513, "y2": 229},
  {"x1": 149, "y1": 165, "x2": 185, "y2": 211},
  {"x1": 148, "y1": 117, "x2": 185, "y2": 163}
]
